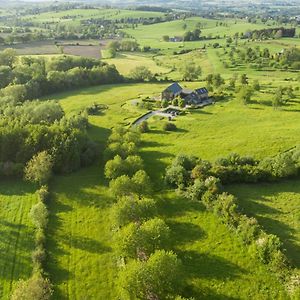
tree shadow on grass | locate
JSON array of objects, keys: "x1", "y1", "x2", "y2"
[
  {"x1": 0, "y1": 180, "x2": 37, "y2": 196},
  {"x1": 182, "y1": 284, "x2": 240, "y2": 300},
  {"x1": 179, "y1": 250, "x2": 244, "y2": 300},
  {"x1": 61, "y1": 235, "x2": 112, "y2": 254},
  {"x1": 167, "y1": 221, "x2": 207, "y2": 247},
  {"x1": 227, "y1": 180, "x2": 300, "y2": 268},
  {"x1": 157, "y1": 195, "x2": 204, "y2": 218},
  {"x1": 0, "y1": 221, "x2": 34, "y2": 281},
  {"x1": 255, "y1": 215, "x2": 300, "y2": 268},
  {"x1": 180, "y1": 250, "x2": 245, "y2": 280}
]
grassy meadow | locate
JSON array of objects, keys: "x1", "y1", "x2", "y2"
[
  {"x1": 227, "y1": 180, "x2": 300, "y2": 268},
  {"x1": 0, "y1": 181, "x2": 37, "y2": 300},
  {"x1": 1, "y1": 5, "x2": 300, "y2": 299}
]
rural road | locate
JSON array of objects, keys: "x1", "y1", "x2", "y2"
[{"x1": 132, "y1": 100, "x2": 213, "y2": 126}]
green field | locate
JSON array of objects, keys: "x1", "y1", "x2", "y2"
[
  {"x1": 40, "y1": 79, "x2": 300, "y2": 297},
  {"x1": 227, "y1": 180, "x2": 300, "y2": 268},
  {"x1": 0, "y1": 181, "x2": 37, "y2": 300},
  {"x1": 21, "y1": 8, "x2": 164, "y2": 26},
  {"x1": 1, "y1": 5, "x2": 300, "y2": 299}
]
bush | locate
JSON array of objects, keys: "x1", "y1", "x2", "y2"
[
  {"x1": 0, "y1": 161, "x2": 24, "y2": 178},
  {"x1": 185, "y1": 179, "x2": 206, "y2": 201},
  {"x1": 24, "y1": 151, "x2": 53, "y2": 185},
  {"x1": 119, "y1": 250, "x2": 182, "y2": 300},
  {"x1": 35, "y1": 229, "x2": 46, "y2": 247},
  {"x1": 29, "y1": 202, "x2": 48, "y2": 229},
  {"x1": 165, "y1": 165, "x2": 188, "y2": 189},
  {"x1": 111, "y1": 195, "x2": 156, "y2": 227},
  {"x1": 32, "y1": 246, "x2": 46, "y2": 268},
  {"x1": 163, "y1": 122, "x2": 177, "y2": 131},
  {"x1": 37, "y1": 186, "x2": 49, "y2": 202},
  {"x1": 213, "y1": 193, "x2": 239, "y2": 225},
  {"x1": 255, "y1": 234, "x2": 282, "y2": 265},
  {"x1": 138, "y1": 121, "x2": 149, "y2": 133},
  {"x1": 236, "y1": 215, "x2": 260, "y2": 244},
  {"x1": 11, "y1": 273, "x2": 53, "y2": 300}
]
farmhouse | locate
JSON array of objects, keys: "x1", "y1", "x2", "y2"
[
  {"x1": 162, "y1": 82, "x2": 183, "y2": 100},
  {"x1": 161, "y1": 83, "x2": 209, "y2": 106}
]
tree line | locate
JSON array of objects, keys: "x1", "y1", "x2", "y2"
[
  {"x1": 104, "y1": 126, "x2": 193, "y2": 300},
  {"x1": 12, "y1": 152, "x2": 55, "y2": 300},
  {"x1": 0, "y1": 49, "x2": 123, "y2": 101}
]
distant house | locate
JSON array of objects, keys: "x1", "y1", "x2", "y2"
[
  {"x1": 162, "y1": 82, "x2": 183, "y2": 100},
  {"x1": 161, "y1": 82, "x2": 209, "y2": 106}
]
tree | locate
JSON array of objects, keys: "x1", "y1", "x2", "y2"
[
  {"x1": 116, "y1": 218, "x2": 170, "y2": 259},
  {"x1": 30, "y1": 201, "x2": 48, "y2": 229},
  {"x1": 130, "y1": 66, "x2": 153, "y2": 81},
  {"x1": 11, "y1": 274, "x2": 53, "y2": 300},
  {"x1": 163, "y1": 122, "x2": 177, "y2": 131},
  {"x1": 109, "y1": 175, "x2": 134, "y2": 198},
  {"x1": 139, "y1": 121, "x2": 149, "y2": 133},
  {"x1": 132, "y1": 170, "x2": 152, "y2": 196},
  {"x1": 161, "y1": 99, "x2": 169, "y2": 108},
  {"x1": 24, "y1": 151, "x2": 53, "y2": 185},
  {"x1": 180, "y1": 61, "x2": 202, "y2": 81},
  {"x1": 178, "y1": 98, "x2": 185, "y2": 108},
  {"x1": 252, "y1": 80, "x2": 260, "y2": 91},
  {"x1": 104, "y1": 155, "x2": 125, "y2": 179},
  {"x1": 119, "y1": 250, "x2": 182, "y2": 300},
  {"x1": 111, "y1": 195, "x2": 156, "y2": 227},
  {"x1": 237, "y1": 86, "x2": 253, "y2": 105},
  {"x1": 0, "y1": 48, "x2": 17, "y2": 67},
  {"x1": 162, "y1": 35, "x2": 169, "y2": 42},
  {"x1": 240, "y1": 74, "x2": 248, "y2": 85},
  {"x1": 272, "y1": 87, "x2": 283, "y2": 109}
]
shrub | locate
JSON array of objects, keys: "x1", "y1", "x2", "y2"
[
  {"x1": 191, "y1": 159, "x2": 212, "y2": 180},
  {"x1": 37, "y1": 186, "x2": 49, "y2": 202},
  {"x1": 172, "y1": 154, "x2": 198, "y2": 171},
  {"x1": 112, "y1": 195, "x2": 156, "y2": 227},
  {"x1": 201, "y1": 190, "x2": 217, "y2": 210},
  {"x1": 32, "y1": 246, "x2": 46, "y2": 268},
  {"x1": 24, "y1": 151, "x2": 53, "y2": 185},
  {"x1": 163, "y1": 122, "x2": 177, "y2": 131},
  {"x1": 119, "y1": 250, "x2": 182, "y2": 300},
  {"x1": 185, "y1": 179, "x2": 206, "y2": 201},
  {"x1": 29, "y1": 202, "x2": 48, "y2": 229},
  {"x1": 138, "y1": 121, "x2": 150, "y2": 133},
  {"x1": 236, "y1": 215, "x2": 260, "y2": 244},
  {"x1": 35, "y1": 229, "x2": 46, "y2": 247},
  {"x1": 213, "y1": 193, "x2": 239, "y2": 225},
  {"x1": 255, "y1": 234, "x2": 282, "y2": 265},
  {"x1": 165, "y1": 165, "x2": 188, "y2": 189},
  {"x1": 11, "y1": 273, "x2": 53, "y2": 300}
]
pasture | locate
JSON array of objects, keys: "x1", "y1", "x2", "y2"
[
  {"x1": 0, "y1": 180, "x2": 37, "y2": 300},
  {"x1": 1, "y1": 5, "x2": 300, "y2": 299},
  {"x1": 41, "y1": 79, "x2": 300, "y2": 298},
  {"x1": 228, "y1": 180, "x2": 300, "y2": 268}
]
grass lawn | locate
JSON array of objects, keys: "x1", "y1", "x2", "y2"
[
  {"x1": 0, "y1": 180, "x2": 37, "y2": 300},
  {"x1": 46, "y1": 165, "x2": 119, "y2": 299},
  {"x1": 227, "y1": 179, "x2": 300, "y2": 269}
]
